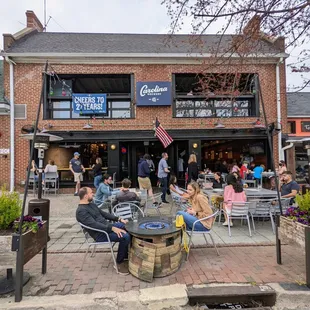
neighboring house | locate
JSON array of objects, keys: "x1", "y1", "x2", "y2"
[
  {"x1": 286, "y1": 92, "x2": 310, "y2": 183},
  {"x1": 0, "y1": 10, "x2": 288, "y2": 190}
]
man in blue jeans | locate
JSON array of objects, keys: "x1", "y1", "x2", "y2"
[
  {"x1": 157, "y1": 152, "x2": 170, "y2": 203},
  {"x1": 76, "y1": 187, "x2": 130, "y2": 275}
]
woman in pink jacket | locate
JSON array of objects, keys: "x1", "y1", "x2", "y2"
[{"x1": 223, "y1": 174, "x2": 247, "y2": 226}]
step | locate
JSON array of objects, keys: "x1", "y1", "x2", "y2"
[{"x1": 188, "y1": 284, "x2": 276, "y2": 307}]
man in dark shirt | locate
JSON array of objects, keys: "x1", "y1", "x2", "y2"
[
  {"x1": 281, "y1": 171, "x2": 300, "y2": 203},
  {"x1": 69, "y1": 152, "x2": 85, "y2": 196},
  {"x1": 76, "y1": 187, "x2": 130, "y2": 275},
  {"x1": 112, "y1": 178, "x2": 141, "y2": 207}
]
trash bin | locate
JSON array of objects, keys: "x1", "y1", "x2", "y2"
[{"x1": 28, "y1": 199, "x2": 50, "y2": 240}]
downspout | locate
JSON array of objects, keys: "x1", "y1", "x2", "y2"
[
  {"x1": 5, "y1": 56, "x2": 15, "y2": 192},
  {"x1": 282, "y1": 142, "x2": 294, "y2": 152},
  {"x1": 276, "y1": 57, "x2": 284, "y2": 160}
]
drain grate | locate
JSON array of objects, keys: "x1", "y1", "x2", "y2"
[{"x1": 57, "y1": 224, "x2": 73, "y2": 229}]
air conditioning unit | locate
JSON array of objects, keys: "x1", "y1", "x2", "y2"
[{"x1": 0, "y1": 102, "x2": 10, "y2": 115}]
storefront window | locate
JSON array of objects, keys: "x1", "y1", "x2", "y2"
[
  {"x1": 173, "y1": 73, "x2": 258, "y2": 118},
  {"x1": 45, "y1": 74, "x2": 133, "y2": 120}
]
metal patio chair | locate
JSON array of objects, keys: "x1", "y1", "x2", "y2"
[
  {"x1": 222, "y1": 201, "x2": 252, "y2": 237},
  {"x1": 144, "y1": 192, "x2": 162, "y2": 216},
  {"x1": 248, "y1": 199, "x2": 275, "y2": 233},
  {"x1": 78, "y1": 222, "x2": 118, "y2": 273},
  {"x1": 44, "y1": 172, "x2": 59, "y2": 195},
  {"x1": 112, "y1": 202, "x2": 144, "y2": 221},
  {"x1": 28, "y1": 171, "x2": 37, "y2": 197},
  {"x1": 185, "y1": 210, "x2": 220, "y2": 260}
]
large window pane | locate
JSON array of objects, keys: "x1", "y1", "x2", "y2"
[
  {"x1": 216, "y1": 109, "x2": 232, "y2": 117},
  {"x1": 111, "y1": 110, "x2": 130, "y2": 118},
  {"x1": 176, "y1": 100, "x2": 195, "y2": 108},
  {"x1": 176, "y1": 109, "x2": 194, "y2": 117},
  {"x1": 52, "y1": 110, "x2": 70, "y2": 118},
  {"x1": 112, "y1": 101, "x2": 130, "y2": 108},
  {"x1": 53, "y1": 101, "x2": 71, "y2": 109},
  {"x1": 196, "y1": 109, "x2": 213, "y2": 117},
  {"x1": 214, "y1": 100, "x2": 232, "y2": 108}
]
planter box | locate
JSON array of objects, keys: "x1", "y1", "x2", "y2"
[
  {"x1": 0, "y1": 221, "x2": 47, "y2": 271},
  {"x1": 279, "y1": 216, "x2": 307, "y2": 249}
]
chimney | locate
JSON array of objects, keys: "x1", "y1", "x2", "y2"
[
  {"x1": 26, "y1": 10, "x2": 43, "y2": 32},
  {"x1": 3, "y1": 34, "x2": 15, "y2": 50},
  {"x1": 243, "y1": 15, "x2": 261, "y2": 39}
]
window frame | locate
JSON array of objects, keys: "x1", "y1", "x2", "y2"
[{"x1": 43, "y1": 74, "x2": 135, "y2": 120}]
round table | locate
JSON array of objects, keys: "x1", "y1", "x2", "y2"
[{"x1": 126, "y1": 217, "x2": 182, "y2": 282}]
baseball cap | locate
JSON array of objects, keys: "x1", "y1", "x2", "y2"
[{"x1": 74, "y1": 152, "x2": 80, "y2": 156}]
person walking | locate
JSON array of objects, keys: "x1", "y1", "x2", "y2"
[
  {"x1": 92, "y1": 158, "x2": 103, "y2": 189},
  {"x1": 187, "y1": 154, "x2": 198, "y2": 183},
  {"x1": 158, "y1": 152, "x2": 170, "y2": 204},
  {"x1": 138, "y1": 154, "x2": 156, "y2": 203},
  {"x1": 69, "y1": 152, "x2": 85, "y2": 196}
]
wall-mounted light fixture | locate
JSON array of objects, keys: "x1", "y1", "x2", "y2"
[
  {"x1": 253, "y1": 119, "x2": 265, "y2": 128},
  {"x1": 110, "y1": 144, "x2": 117, "y2": 150},
  {"x1": 192, "y1": 143, "x2": 198, "y2": 149},
  {"x1": 83, "y1": 123, "x2": 93, "y2": 129},
  {"x1": 214, "y1": 119, "x2": 225, "y2": 128}
]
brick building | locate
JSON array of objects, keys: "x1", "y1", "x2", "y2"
[
  {"x1": 0, "y1": 11, "x2": 288, "y2": 191},
  {"x1": 286, "y1": 92, "x2": 310, "y2": 183}
]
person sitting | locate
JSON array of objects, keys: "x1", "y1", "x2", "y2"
[
  {"x1": 280, "y1": 171, "x2": 300, "y2": 204},
  {"x1": 169, "y1": 174, "x2": 186, "y2": 196},
  {"x1": 222, "y1": 174, "x2": 247, "y2": 226},
  {"x1": 112, "y1": 178, "x2": 141, "y2": 207},
  {"x1": 239, "y1": 161, "x2": 249, "y2": 183},
  {"x1": 176, "y1": 181, "x2": 214, "y2": 231},
  {"x1": 95, "y1": 174, "x2": 119, "y2": 212},
  {"x1": 76, "y1": 187, "x2": 130, "y2": 275},
  {"x1": 212, "y1": 172, "x2": 224, "y2": 189},
  {"x1": 44, "y1": 159, "x2": 58, "y2": 173}
]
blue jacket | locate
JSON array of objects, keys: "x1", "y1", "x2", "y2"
[
  {"x1": 95, "y1": 183, "x2": 118, "y2": 204},
  {"x1": 138, "y1": 159, "x2": 150, "y2": 177}
]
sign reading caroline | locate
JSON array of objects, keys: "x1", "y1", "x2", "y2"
[
  {"x1": 72, "y1": 93, "x2": 107, "y2": 114},
  {"x1": 136, "y1": 82, "x2": 172, "y2": 106}
]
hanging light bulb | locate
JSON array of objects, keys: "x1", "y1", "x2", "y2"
[
  {"x1": 49, "y1": 86, "x2": 54, "y2": 96},
  {"x1": 62, "y1": 88, "x2": 66, "y2": 96}
]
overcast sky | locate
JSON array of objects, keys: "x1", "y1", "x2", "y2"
[{"x1": 0, "y1": 0, "x2": 309, "y2": 92}]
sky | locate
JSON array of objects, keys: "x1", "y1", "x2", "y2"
[{"x1": 0, "y1": 0, "x2": 309, "y2": 92}]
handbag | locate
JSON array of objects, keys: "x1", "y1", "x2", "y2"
[{"x1": 175, "y1": 214, "x2": 189, "y2": 253}]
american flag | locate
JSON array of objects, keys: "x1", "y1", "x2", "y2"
[{"x1": 155, "y1": 117, "x2": 173, "y2": 148}]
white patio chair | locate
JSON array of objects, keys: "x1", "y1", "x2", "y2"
[
  {"x1": 28, "y1": 171, "x2": 37, "y2": 196},
  {"x1": 44, "y1": 172, "x2": 59, "y2": 195},
  {"x1": 112, "y1": 202, "x2": 144, "y2": 221},
  {"x1": 185, "y1": 210, "x2": 220, "y2": 260},
  {"x1": 248, "y1": 199, "x2": 275, "y2": 233},
  {"x1": 171, "y1": 192, "x2": 188, "y2": 213},
  {"x1": 78, "y1": 222, "x2": 118, "y2": 273},
  {"x1": 223, "y1": 201, "x2": 252, "y2": 237}
]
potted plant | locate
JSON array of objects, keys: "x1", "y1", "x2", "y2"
[
  {"x1": 279, "y1": 191, "x2": 310, "y2": 248},
  {"x1": 0, "y1": 186, "x2": 48, "y2": 296}
]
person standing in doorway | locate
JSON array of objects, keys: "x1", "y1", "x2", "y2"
[
  {"x1": 70, "y1": 152, "x2": 85, "y2": 196},
  {"x1": 178, "y1": 155, "x2": 184, "y2": 178},
  {"x1": 187, "y1": 154, "x2": 198, "y2": 183},
  {"x1": 158, "y1": 152, "x2": 170, "y2": 204}
]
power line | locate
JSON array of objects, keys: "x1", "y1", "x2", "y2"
[{"x1": 49, "y1": 16, "x2": 67, "y2": 32}]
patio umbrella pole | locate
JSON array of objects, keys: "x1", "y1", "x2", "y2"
[
  {"x1": 14, "y1": 61, "x2": 48, "y2": 302},
  {"x1": 256, "y1": 75, "x2": 283, "y2": 265}
]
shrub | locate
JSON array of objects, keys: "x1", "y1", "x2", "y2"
[
  {"x1": 0, "y1": 186, "x2": 22, "y2": 230},
  {"x1": 285, "y1": 191, "x2": 310, "y2": 226}
]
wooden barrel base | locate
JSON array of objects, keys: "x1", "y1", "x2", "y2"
[{"x1": 129, "y1": 231, "x2": 182, "y2": 282}]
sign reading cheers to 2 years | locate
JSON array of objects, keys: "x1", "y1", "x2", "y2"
[
  {"x1": 136, "y1": 82, "x2": 172, "y2": 106},
  {"x1": 72, "y1": 93, "x2": 107, "y2": 115}
]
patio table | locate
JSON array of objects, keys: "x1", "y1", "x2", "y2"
[{"x1": 203, "y1": 188, "x2": 279, "y2": 198}]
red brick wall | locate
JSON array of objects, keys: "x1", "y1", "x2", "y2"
[{"x1": 2, "y1": 61, "x2": 287, "y2": 188}]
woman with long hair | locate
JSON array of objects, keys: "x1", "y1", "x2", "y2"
[
  {"x1": 187, "y1": 153, "x2": 198, "y2": 183},
  {"x1": 176, "y1": 181, "x2": 214, "y2": 231},
  {"x1": 222, "y1": 174, "x2": 247, "y2": 226},
  {"x1": 92, "y1": 157, "x2": 103, "y2": 189}
]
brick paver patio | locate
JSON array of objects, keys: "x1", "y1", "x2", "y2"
[{"x1": 21, "y1": 243, "x2": 306, "y2": 297}]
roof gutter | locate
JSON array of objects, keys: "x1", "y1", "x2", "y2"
[
  {"x1": 5, "y1": 56, "x2": 16, "y2": 192},
  {"x1": 0, "y1": 52, "x2": 290, "y2": 59}
]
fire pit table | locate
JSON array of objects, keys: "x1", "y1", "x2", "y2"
[{"x1": 125, "y1": 217, "x2": 182, "y2": 282}]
